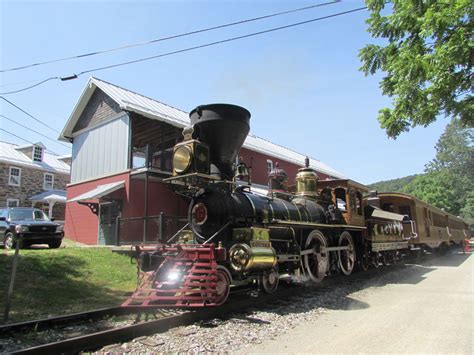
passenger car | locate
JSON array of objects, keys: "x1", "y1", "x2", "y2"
[{"x1": 0, "y1": 207, "x2": 64, "y2": 249}]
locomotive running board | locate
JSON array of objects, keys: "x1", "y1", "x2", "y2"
[
  {"x1": 122, "y1": 244, "x2": 222, "y2": 308},
  {"x1": 271, "y1": 219, "x2": 367, "y2": 230}
]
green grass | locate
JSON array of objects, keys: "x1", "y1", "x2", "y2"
[{"x1": 0, "y1": 245, "x2": 137, "y2": 323}]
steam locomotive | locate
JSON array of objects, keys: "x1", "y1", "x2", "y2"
[{"x1": 123, "y1": 104, "x2": 416, "y2": 308}]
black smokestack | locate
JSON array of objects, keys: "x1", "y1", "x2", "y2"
[{"x1": 189, "y1": 104, "x2": 250, "y2": 180}]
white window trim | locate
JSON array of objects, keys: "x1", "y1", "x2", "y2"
[
  {"x1": 33, "y1": 146, "x2": 44, "y2": 162},
  {"x1": 266, "y1": 159, "x2": 273, "y2": 173},
  {"x1": 8, "y1": 166, "x2": 21, "y2": 186},
  {"x1": 43, "y1": 173, "x2": 54, "y2": 190},
  {"x1": 7, "y1": 198, "x2": 19, "y2": 207}
]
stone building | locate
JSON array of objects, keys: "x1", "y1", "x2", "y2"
[{"x1": 0, "y1": 141, "x2": 70, "y2": 220}]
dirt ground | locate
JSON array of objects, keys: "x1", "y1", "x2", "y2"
[{"x1": 247, "y1": 252, "x2": 473, "y2": 354}]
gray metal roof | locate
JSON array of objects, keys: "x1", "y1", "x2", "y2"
[
  {"x1": 60, "y1": 77, "x2": 346, "y2": 179},
  {"x1": 68, "y1": 180, "x2": 125, "y2": 202},
  {"x1": 0, "y1": 141, "x2": 70, "y2": 174}
]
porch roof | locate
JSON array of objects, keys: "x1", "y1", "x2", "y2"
[
  {"x1": 68, "y1": 181, "x2": 125, "y2": 202},
  {"x1": 30, "y1": 189, "x2": 67, "y2": 203}
]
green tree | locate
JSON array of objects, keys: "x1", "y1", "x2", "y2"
[
  {"x1": 460, "y1": 191, "x2": 474, "y2": 233},
  {"x1": 359, "y1": 0, "x2": 473, "y2": 138},
  {"x1": 403, "y1": 118, "x2": 473, "y2": 217},
  {"x1": 402, "y1": 170, "x2": 459, "y2": 213}
]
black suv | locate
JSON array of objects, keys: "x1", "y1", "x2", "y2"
[{"x1": 0, "y1": 207, "x2": 64, "y2": 249}]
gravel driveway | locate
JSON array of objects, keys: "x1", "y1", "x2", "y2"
[{"x1": 93, "y1": 252, "x2": 472, "y2": 353}]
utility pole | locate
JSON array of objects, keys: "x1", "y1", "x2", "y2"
[{"x1": 4, "y1": 236, "x2": 21, "y2": 322}]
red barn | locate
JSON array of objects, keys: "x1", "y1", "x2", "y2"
[{"x1": 60, "y1": 77, "x2": 345, "y2": 245}]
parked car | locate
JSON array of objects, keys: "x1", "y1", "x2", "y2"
[{"x1": 0, "y1": 207, "x2": 64, "y2": 249}]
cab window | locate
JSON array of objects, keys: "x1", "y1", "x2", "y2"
[
  {"x1": 356, "y1": 191, "x2": 363, "y2": 215},
  {"x1": 335, "y1": 188, "x2": 347, "y2": 212},
  {"x1": 399, "y1": 205, "x2": 412, "y2": 219}
]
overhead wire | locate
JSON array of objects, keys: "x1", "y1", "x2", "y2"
[
  {"x1": 0, "y1": 114, "x2": 70, "y2": 148},
  {"x1": 0, "y1": 1, "x2": 340, "y2": 73},
  {"x1": 79, "y1": 6, "x2": 368, "y2": 75},
  {"x1": 0, "y1": 96, "x2": 62, "y2": 135},
  {"x1": 0, "y1": 5, "x2": 368, "y2": 95},
  {"x1": 0, "y1": 128, "x2": 61, "y2": 155},
  {"x1": 0, "y1": 77, "x2": 59, "y2": 95}
]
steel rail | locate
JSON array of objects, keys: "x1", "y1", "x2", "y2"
[
  {"x1": 0, "y1": 306, "x2": 131, "y2": 335},
  {"x1": 10, "y1": 287, "x2": 304, "y2": 354},
  {"x1": 6, "y1": 259, "x2": 423, "y2": 354}
]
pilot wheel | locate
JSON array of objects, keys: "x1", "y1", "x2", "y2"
[
  {"x1": 259, "y1": 266, "x2": 279, "y2": 294},
  {"x1": 214, "y1": 266, "x2": 231, "y2": 306}
]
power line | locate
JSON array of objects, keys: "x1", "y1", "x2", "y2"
[
  {"x1": 0, "y1": 78, "x2": 51, "y2": 88},
  {"x1": 79, "y1": 6, "x2": 368, "y2": 74},
  {"x1": 0, "y1": 77, "x2": 59, "y2": 95},
  {"x1": 0, "y1": 5, "x2": 368, "y2": 96},
  {"x1": 0, "y1": 114, "x2": 70, "y2": 149},
  {"x1": 0, "y1": 1, "x2": 340, "y2": 73},
  {"x1": 0, "y1": 96, "x2": 61, "y2": 134},
  {"x1": 0, "y1": 128, "x2": 60, "y2": 155}
]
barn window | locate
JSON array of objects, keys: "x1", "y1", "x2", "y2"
[{"x1": 266, "y1": 159, "x2": 273, "y2": 173}]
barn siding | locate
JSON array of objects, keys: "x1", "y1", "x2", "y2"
[
  {"x1": 71, "y1": 115, "x2": 130, "y2": 183},
  {"x1": 72, "y1": 88, "x2": 122, "y2": 133},
  {"x1": 239, "y1": 147, "x2": 331, "y2": 186},
  {"x1": 65, "y1": 171, "x2": 130, "y2": 244}
]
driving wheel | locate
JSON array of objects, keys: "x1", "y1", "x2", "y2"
[
  {"x1": 338, "y1": 231, "x2": 356, "y2": 275},
  {"x1": 303, "y1": 230, "x2": 329, "y2": 282}
]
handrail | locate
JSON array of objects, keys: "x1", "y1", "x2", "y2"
[
  {"x1": 203, "y1": 220, "x2": 232, "y2": 245},
  {"x1": 446, "y1": 226, "x2": 453, "y2": 238},
  {"x1": 119, "y1": 215, "x2": 186, "y2": 222},
  {"x1": 166, "y1": 222, "x2": 190, "y2": 244},
  {"x1": 409, "y1": 220, "x2": 418, "y2": 240}
]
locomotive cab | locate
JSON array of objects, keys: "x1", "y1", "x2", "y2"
[{"x1": 318, "y1": 179, "x2": 368, "y2": 227}]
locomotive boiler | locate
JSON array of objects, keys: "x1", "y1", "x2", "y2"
[{"x1": 123, "y1": 103, "x2": 414, "y2": 308}]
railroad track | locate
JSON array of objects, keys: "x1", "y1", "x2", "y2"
[
  {"x1": 4, "y1": 254, "x2": 443, "y2": 354},
  {"x1": 0, "y1": 306, "x2": 131, "y2": 335},
  {"x1": 4, "y1": 287, "x2": 299, "y2": 354}
]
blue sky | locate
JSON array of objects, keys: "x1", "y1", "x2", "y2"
[{"x1": 0, "y1": 0, "x2": 448, "y2": 184}]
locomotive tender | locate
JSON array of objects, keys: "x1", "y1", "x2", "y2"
[{"x1": 123, "y1": 104, "x2": 433, "y2": 308}]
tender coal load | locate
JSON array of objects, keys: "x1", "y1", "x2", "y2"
[{"x1": 190, "y1": 103, "x2": 250, "y2": 180}]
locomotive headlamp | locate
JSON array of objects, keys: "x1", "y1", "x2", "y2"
[
  {"x1": 167, "y1": 270, "x2": 181, "y2": 282},
  {"x1": 172, "y1": 140, "x2": 210, "y2": 176},
  {"x1": 173, "y1": 145, "x2": 193, "y2": 174}
]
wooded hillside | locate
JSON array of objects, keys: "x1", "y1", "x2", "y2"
[{"x1": 368, "y1": 175, "x2": 420, "y2": 193}]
